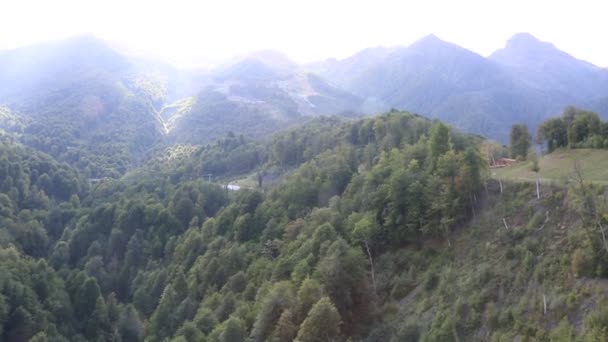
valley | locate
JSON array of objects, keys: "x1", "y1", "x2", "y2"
[
  {"x1": 1, "y1": 33, "x2": 607, "y2": 180},
  {"x1": 1, "y1": 30, "x2": 608, "y2": 342}
]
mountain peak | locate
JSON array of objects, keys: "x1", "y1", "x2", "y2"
[
  {"x1": 246, "y1": 49, "x2": 298, "y2": 70},
  {"x1": 490, "y1": 32, "x2": 595, "y2": 69},
  {"x1": 504, "y1": 32, "x2": 555, "y2": 52},
  {"x1": 509, "y1": 32, "x2": 541, "y2": 43},
  {"x1": 407, "y1": 34, "x2": 478, "y2": 56},
  {"x1": 406, "y1": 34, "x2": 486, "y2": 61},
  {"x1": 410, "y1": 34, "x2": 446, "y2": 49}
]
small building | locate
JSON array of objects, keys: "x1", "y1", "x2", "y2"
[
  {"x1": 226, "y1": 184, "x2": 241, "y2": 191},
  {"x1": 490, "y1": 158, "x2": 517, "y2": 168}
]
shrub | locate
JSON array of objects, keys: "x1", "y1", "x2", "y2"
[{"x1": 571, "y1": 248, "x2": 591, "y2": 277}]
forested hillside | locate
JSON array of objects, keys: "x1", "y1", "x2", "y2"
[
  {"x1": 163, "y1": 51, "x2": 363, "y2": 145},
  {"x1": 2, "y1": 111, "x2": 608, "y2": 341},
  {"x1": 0, "y1": 36, "x2": 171, "y2": 178}
]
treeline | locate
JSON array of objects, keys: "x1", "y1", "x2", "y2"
[
  {"x1": 506, "y1": 106, "x2": 608, "y2": 160},
  {"x1": 145, "y1": 112, "x2": 482, "y2": 187},
  {"x1": 537, "y1": 106, "x2": 608, "y2": 152}
]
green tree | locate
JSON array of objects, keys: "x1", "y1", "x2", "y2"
[
  {"x1": 251, "y1": 282, "x2": 296, "y2": 341},
  {"x1": 567, "y1": 109, "x2": 601, "y2": 147},
  {"x1": 316, "y1": 239, "x2": 371, "y2": 334},
  {"x1": 273, "y1": 309, "x2": 298, "y2": 342},
  {"x1": 549, "y1": 318, "x2": 574, "y2": 342},
  {"x1": 29, "y1": 332, "x2": 48, "y2": 342},
  {"x1": 85, "y1": 296, "x2": 110, "y2": 339},
  {"x1": 220, "y1": 316, "x2": 246, "y2": 342},
  {"x1": 75, "y1": 278, "x2": 102, "y2": 318},
  {"x1": 351, "y1": 213, "x2": 378, "y2": 293},
  {"x1": 193, "y1": 307, "x2": 219, "y2": 335},
  {"x1": 297, "y1": 278, "x2": 323, "y2": 319},
  {"x1": 583, "y1": 302, "x2": 608, "y2": 341},
  {"x1": 509, "y1": 124, "x2": 531, "y2": 159},
  {"x1": 295, "y1": 297, "x2": 341, "y2": 342},
  {"x1": 175, "y1": 321, "x2": 204, "y2": 342},
  {"x1": 148, "y1": 285, "x2": 180, "y2": 339},
  {"x1": 119, "y1": 304, "x2": 143, "y2": 341},
  {"x1": 5, "y1": 306, "x2": 34, "y2": 342},
  {"x1": 429, "y1": 122, "x2": 451, "y2": 168},
  {"x1": 537, "y1": 117, "x2": 567, "y2": 152},
  {"x1": 459, "y1": 147, "x2": 485, "y2": 218}
]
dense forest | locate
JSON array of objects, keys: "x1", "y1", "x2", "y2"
[{"x1": 1, "y1": 110, "x2": 608, "y2": 341}]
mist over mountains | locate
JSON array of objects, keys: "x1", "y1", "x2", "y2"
[
  {"x1": 0, "y1": 33, "x2": 606, "y2": 176},
  {"x1": 309, "y1": 33, "x2": 608, "y2": 140},
  {"x1": 4, "y1": 27, "x2": 608, "y2": 342}
]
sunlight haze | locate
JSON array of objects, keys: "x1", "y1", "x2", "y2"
[{"x1": 1, "y1": 0, "x2": 607, "y2": 67}]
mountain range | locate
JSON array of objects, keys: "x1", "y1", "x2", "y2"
[
  {"x1": 0, "y1": 33, "x2": 606, "y2": 176},
  {"x1": 309, "y1": 33, "x2": 608, "y2": 140}
]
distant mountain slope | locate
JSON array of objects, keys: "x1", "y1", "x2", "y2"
[
  {"x1": 0, "y1": 38, "x2": 364, "y2": 173},
  {"x1": 490, "y1": 33, "x2": 608, "y2": 101},
  {"x1": 0, "y1": 35, "x2": 169, "y2": 177},
  {"x1": 164, "y1": 51, "x2": 363, "y2": 144},
  {"x1": 3, "y1": 33, "x2": 608, "y2": 172},
  {"x1": 165, "y1": 89, "x2": 298, "y2": 145},
  {"x1": 310, "y1": 34, "x2": 608, "y2": 141},
  {"x1": 590, "y1": 96, "x2": 608, "y2": 116}
]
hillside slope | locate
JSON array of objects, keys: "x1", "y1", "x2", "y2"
[
  {"x1": 493, "y1": 149, "x2": 608, "y2": 184},
  {"x1": 2, "y1": 112, "x2": 608, "y2": 341},
  {"x1": 376, "y1": 181, "x2": 608, "y2": 341},
  {"x1": 164, "y1": 51, "x2": 362, "y2": 145},
  {"x1": 0, "y1": 35, "x2": 167, "y2": 177}
]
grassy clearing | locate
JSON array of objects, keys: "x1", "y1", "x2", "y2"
[{"x1": 492, "y1": 149, "x2": 608, "y2": 184}]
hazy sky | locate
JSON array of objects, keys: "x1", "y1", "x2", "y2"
[{"x1": 1, "y1": 0, "x2": 607, "y2": 67}]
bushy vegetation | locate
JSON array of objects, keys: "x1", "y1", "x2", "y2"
[
  {"x1": 538, "y1": 106, "x2": 608, "y2": 152},
  {"x1": 1, "y1": 111, "x2": 608, "y2": 341}
]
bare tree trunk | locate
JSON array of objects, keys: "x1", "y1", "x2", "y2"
[
  {"x1": 502, "y1": 218, "x2": 509, "y2": 231},
  {"x1": 536, "y1": 211, "x2": 550, "y2": 231},
  {"x1": 536, "y1": 177, "x2": 541, "y2": 199},
  {"x1": 597, "y1": 221, "x2": 608, "y2": 254},
  {"x1": 445, "y1": 226, "x2": 452, "y2": 247},
  {"x1": 543, "y1": 294, "x2": 547, "y2": 315},
  {"x1": 364, "y1": 240, "x2": 377, "y2": 294},
  {"x1": 498, "y1": 178, "x2": 503, "y2": 193}
]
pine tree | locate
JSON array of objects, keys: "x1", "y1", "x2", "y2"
[
  {"x1": 295, "y1": 297, "x2": 341, "y2": 342},
  {"x1": 297, "y1": 278, "x2": 323, "y2": 320},
  {"x1": 429, "y1": 122, "x2": 451, "y2": 169},
  {"x1": 509, "y1": 124, "x2": 531, "y2": 159},
  {"x1": 251, "y1": 282, "x2": 296, "y2": 341},
  {"x1": 119, "y1": 304, "x2": 143, "y2": 342},
  {"x1": 220, "y1": 316, "x2": 246, "y2": 342},
  {"x1": 273, "y1": 310, "x2": 298, "y2": 342},
  {"x1": 75, "y1": 278, "x2": 102, "y2": 318}
]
